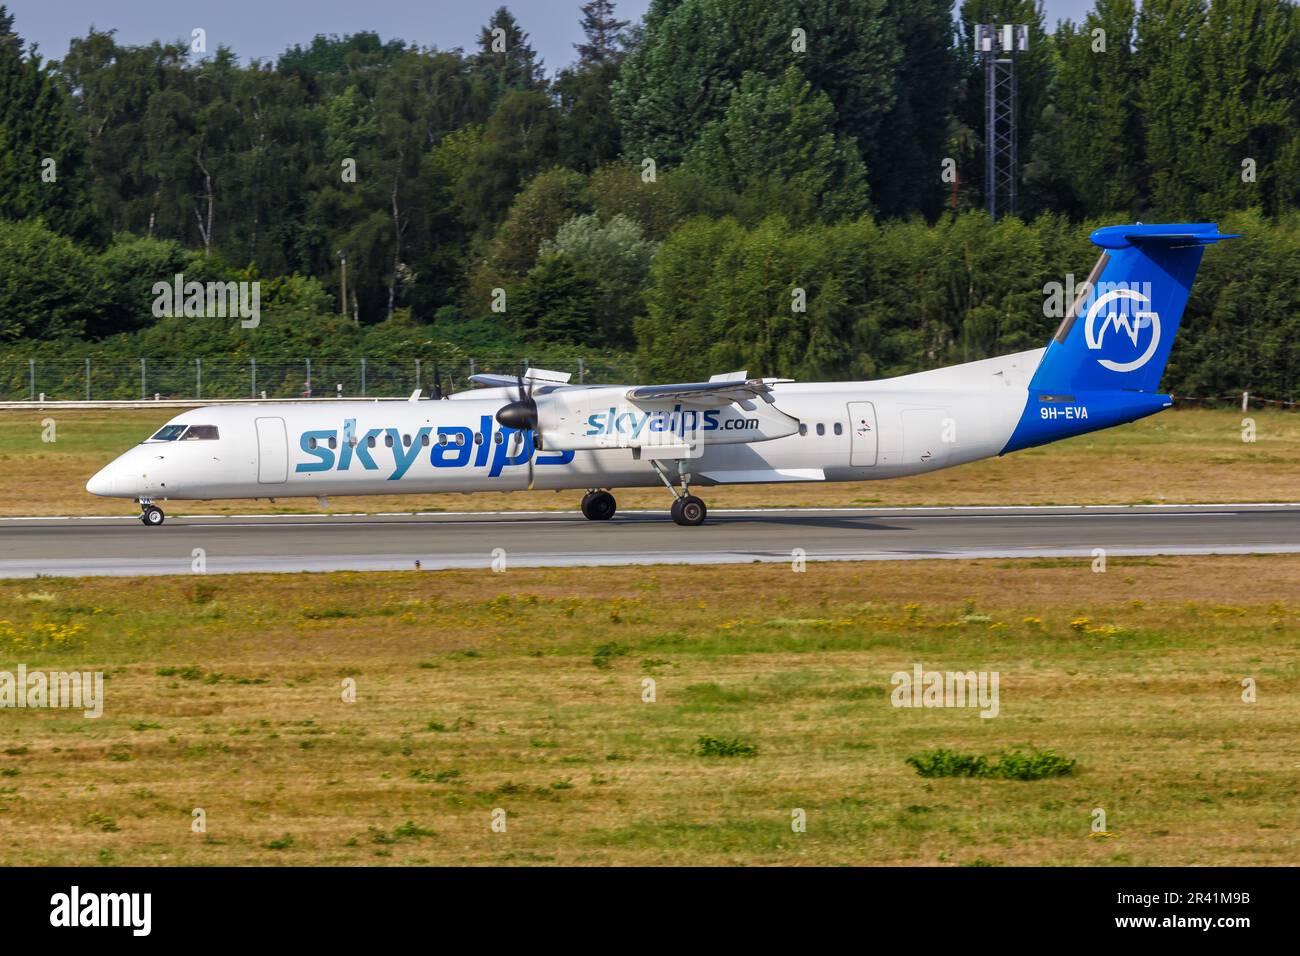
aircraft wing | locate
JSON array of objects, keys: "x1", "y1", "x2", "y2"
[
  {"x1": 469, "y1": 367, "x2": 572, "y2": 389},
  {"x1": 467, "y1": 373, "x2": 523, "y2": 389},
  {"x1": 625, "y1": 378, "x2": 790, "y2": 407}
]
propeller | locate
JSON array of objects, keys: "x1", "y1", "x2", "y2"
[{"x1": 495, "y1": 366, "x2": 541, "y2": 489}]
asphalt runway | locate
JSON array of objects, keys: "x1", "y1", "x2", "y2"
[{"x1": 1, "y1": 503, "x2": 1299, "y2": 577}]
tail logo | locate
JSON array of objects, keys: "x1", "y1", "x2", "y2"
[{"x1": 1083, "y1": 288, "x2": 1161, "y2": 373}]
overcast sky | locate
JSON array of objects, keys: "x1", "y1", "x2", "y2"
[{"x1": 7, "y1": 0, "x2": 1099, "y2": 73}]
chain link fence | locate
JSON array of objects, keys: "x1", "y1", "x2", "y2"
[{"x1": 0, "y1": 356, "x2": 635, "y2": 402}]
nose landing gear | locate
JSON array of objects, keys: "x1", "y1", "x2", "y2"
[{"x1": 139, "y1": 499, "x2": 165, "y2": 526}]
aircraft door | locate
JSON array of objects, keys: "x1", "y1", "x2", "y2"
[
  {"x1": 255, "y1": 417, "x2": 289, "y2": 484},
  {"x1": 847, "y1": 401, "x2": 877, "y2": 466}
]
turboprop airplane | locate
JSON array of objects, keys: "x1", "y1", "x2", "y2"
[{"x1": 87, "y1": 223, "x2": 1237, "y2": 527}]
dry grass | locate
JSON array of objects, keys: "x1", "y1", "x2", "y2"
[
  {"x1": 1, "y1": 406, "x2": 1298, "y2": 517},
  {"x1": 0, "y1": 554, "x2": 1296, "y2": 866}
]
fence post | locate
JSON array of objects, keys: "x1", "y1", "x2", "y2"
[
  {"x1": 415, "y1": 358, "x2": 422, "y2": 392},
  {"x1": 1242, "y1": 391, "x2": 1249, "y2": 413},
  {"x1": 361, "y1": 357, "x2": 367, "y2": 397},
  {"x1": 251, "y1": 357, "x2": 257, "y2": 399},
  {"x1": 28, "y1": 358, "x2": 34, "y2": 401},
  {"x1": 140, "y1": 357, "x2": 146, "y2": 400},
  {"x1": 85, "y1": 357, "x2": 91, "y2": 401},
  {"x1": 578, "y1": 356, "x2": 585, "y2": 384},
  {"x1": 196, "y1": 357, "x2": 202, "y2": 400},
  {"x1": 306, "y1": 358, "x2": 312, "y2": 398},
  {"x1": 469, "y1": 358, "x2": 476, "y2": 380}
]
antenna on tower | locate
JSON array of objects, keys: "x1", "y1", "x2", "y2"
[{"x1": 975, "y1": 23, "x2": 1028, "y2": 221}]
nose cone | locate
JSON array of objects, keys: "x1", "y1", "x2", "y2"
[
  {"x1": 86, "y1": 465, "x2": 119, "y2": 497},
  {"x1": 495, "y1": 398, "x2": 538, "y2": 431}
]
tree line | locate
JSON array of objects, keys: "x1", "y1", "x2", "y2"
[{"x1": 2, "y1": 1, "x2": 1300, "y2": 399}]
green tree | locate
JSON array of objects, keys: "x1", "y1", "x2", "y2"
[
  {"x1": 472, "y1": 7, "x2": 546, "y2": 102},
  {"x1": 872, "y1": 0, "x2": 958, "y2": 219},
  {"x1": 1196, "y1": 0, "x2": 1300, "y2": 217},
  {"x1": 94, "y1": 234, "x2": 191, "y2": 336},
  {"x1": 611, "y1": 0, "x2": 900, "y2": 194},
  {"x1": 456, "y1": 90, "x2": 559, "y2": 234},
  {"x1": 0, "y1": 219, "x2": 100, "y2": 341},
  {"x1": 683, "y1": 67, "x2": 871, "y2": 222},
  {"x1": 492, "y1": 168, "x2": 592, "y2": 276},
  {"x1": 1025, "y1": 0, "x2": 1142, "y2": 218},
  {"x1": 0, "y1": 9, "x2": 98, "y2": 240},
  {"x1": 514, "y1": 254, "x2": 598, "y2": 344},
  {"x1": 56, "y1": 30, "x2": 191, "y2": 239},
  {"x1": 541, "y1": 213, "x2": 657, "y2": 345},
  {"x1": 1137, "y1": 0, "x2": 1210, "y2": 218},
  {"x1": 576, "y1": 0, "x2": 630, "y2": 66},
  {"x1": 555, "y1": 1, "x2": 627, "y2": 175}
]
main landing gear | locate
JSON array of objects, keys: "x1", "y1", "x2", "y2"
[
  {"x1": 652, "y1": 460, "x2": 707, "y2": 526},
  {"x1": 580, "y1": 490, "x2": 617, "y2": 521},
  {"x1": 139, "y1": 499, "x2": 165, "y2": 526}
]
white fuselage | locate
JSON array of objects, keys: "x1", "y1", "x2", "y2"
[{"x1": 87, "y1": 349, "x2": 1049, "y2": 502}]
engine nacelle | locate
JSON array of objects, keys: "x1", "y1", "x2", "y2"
[{"x1": 536, "y1": 386, "x2": 799, "y2": 456}]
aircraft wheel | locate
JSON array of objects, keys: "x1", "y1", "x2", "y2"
[
  {"x1": 671, "y1": 495, "x2": 706, "y2": 526},
  {"x1": 141, "y1": 505, "x2": 166, "y2": 527},
  {"x1": 582, "y1": 490, "x2": 616, "y2": 521}
]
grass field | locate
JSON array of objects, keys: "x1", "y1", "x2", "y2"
[
  {"x1": 0, "y1": 554, "x2": 1296, "y2": 866},
  {"x1": 0, "y1": 406, "x2": 1297, "y2": 516}
]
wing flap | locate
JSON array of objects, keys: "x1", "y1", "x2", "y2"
[{"x1": 625, "y1": 378, "x2": 790, "y2": 406}]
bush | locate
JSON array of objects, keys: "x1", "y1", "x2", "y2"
[
  {"x1": 695, "y1": 735, "x2": 759, "y2": 758},
  {"x1": 906, "y1": 747, "x2": 1076, "y2": 780},
  {"x1": 905, "y1": 748, "x2": 990, "y2": 778}
]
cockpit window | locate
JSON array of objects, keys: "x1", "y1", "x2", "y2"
[
  {"x1": 149, "y1": 425, "x2": 188, "y2": 441},
  {"x1": 180, "y1": 425, "x2": 220, "y2": 441}
]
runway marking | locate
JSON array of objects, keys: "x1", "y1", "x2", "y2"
[{"x1": 3, "y1": 544, "x2": 1299, "y2": 578}]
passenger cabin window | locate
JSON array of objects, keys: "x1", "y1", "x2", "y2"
[
  {"x1": 438, "y1": 434, "x2": 448, "y2": 446},
  {"x1": 455, "y1": 433, "x2": 466, "y2": 446},
  {"x1": 367, "y1": 436, "x2": 376, "y2": 448},
  {"x1": 384, "y1": 434, "x2": 394, "y2": 448},
  {"x1": 421, "y1": 434, "x2": 430, "y2": 447},
  {"x1": 403, "y1": 434, "x2": 412, "y2": 447},
  {"x1": 474, "y1": 433, "x2": 483, "y2": 445},
  {"x1": 149, "y1": 424, "x2": 188, "y2": 442},
  {"x1": 181, "y1": 425, "x2": 219, "y2": 440},
  {"x1": 833, "y1": 423, "x2": 843, "y2": 435},
  {"x1": 816, "y1": 423, "x2": 825, "y2": 436},
  {"x1": 798, "y1": 424, "x2": 808, "y2": 436},
  {"x1": 328, "y1": 437, "x2": 337, "y2": 450}
]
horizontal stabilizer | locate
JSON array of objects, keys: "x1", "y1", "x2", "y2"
[{"x1": 1089, "y1": 223, "x2": 1241, "y2": 250}]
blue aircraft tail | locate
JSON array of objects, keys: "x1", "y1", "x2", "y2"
[{"x1": 1003, "y1": 222, "x2": 1238, "y2": 454}]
